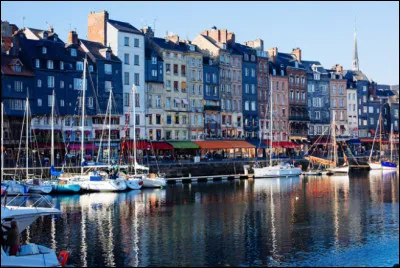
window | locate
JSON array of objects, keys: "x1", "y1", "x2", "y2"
[
  {"x1": 132, "y1": 54, "x2": 139, "y2": 66},
  {"x1": 14, "y1": 81, "x2": 23, "y2": 92},
  {"x1": 135, "y1": 114, "x2": 140, "y2": 125},
  {"x1": 296, "y1": 91, "x2": 300, "y2": 100},
  {"x1": 123, "y1": 93, "x2": 130, "y2": 107},
  {"x1": 301, "y1": 77, "x2": 305, "y2": 85},
  {"x1": 166, "y1": 80, "x2": 171, "y2": 90},
  {"x1": 74, "y1": 78, "x2": 82, "y2": 90},
  {"x1": 71, "y1": 48, "x2": 77, "y2": 57},
  {"x1": 369, "y1": 106, "x2": 373, "y2": 113},
  {"x1": 156, "y1": 96, "x2": 161, "y2": 108},
  {"x1": 37, "y1": 79, "x2": 42, "y2": 88},
  {"x1": 152, "y1": 56, "x2": 157, "y2": 64},
  {"x1": 135, "y1": 93, "x2": 140, "y2": 107},
  {"x1": 315, "y1": 111, "x2": 320, "y2": 119},
  {"x1": 251, "y1": 101, "x2": 256, "y2": 111},
  {"x1": 339, "y1": 98, "x2": 344, "y2": 107},
  {"x1": 370, "y1": 117, "x2": 374, "y2": 125},
  {"x1": 42, "y1": 47, "x2": 47, "y2": 54},
  {"x1": 47, "y1": 95, "x2": 53, "y2": 107},
  {"x1": 134, "y1": 38, "x2": 139, "y2": 47},
  {"x1": 124, "y1": 37, "x2": 129, "y2": 46},
  {"x1": 60, "y1": 99, "x2": 65, "y2": 107},
  {"x1": 47, "y1": 76, "x2": 54, "y2": 88},
  {"x1": 332, "y1": 99, "x2": 336, "y2": 107},
  {"x1": 245, "y1": 101, "x2": 249, "y2": 111},
  {"x1": 105, "y1": 81, "x2": 112, "y2": 92},
  {"x1": 290, "y1": 90, "x2": 294, "y2": 100},
  {"x1": 10, "y1": 100, "x2": 24, "y2": 110},
  {"x1": 363, "y1": 86, "x2": 367, "y2": 92},
  {"x1": 124, "y1": 53, "x2": 129, "y2": 65},
  {"x1": 124, "y1": 72, "x2": 130, "y2": 85},
  {"x1": 37, "y1": 98, "x2": 42, "y2": 107},
  {"x1": 295, "y1": 76, "x2": 299, "y2": 85},
  {"x1": 105, "y1": 64, "x2": 112, "y2": 74},
  {"x1": 251, "y1": 68, "x2": 255, "y2": 77},
  {"x1": 245, "y1": 84, "x2": 249, "y2": 94},
  {"x1": 245, "y1": 68, "x2": 249, "y2": 76},
  {"x1": 251, "y1": 84, "x2": 255, "y2": 94},
  {"x1": 35, "y1": 59, "x2": 40, "y2": 68},
  {"x1": 152, "y1": 69, "x2": 157, "y2": 77},
  {"x1": 363, "y1": 120, "x2": 367, "y2": 126},
  {"x1": 197, "y1": 70, "x2": 201, "y2": 81},
  {"x1": 47, "y1": 60, "x2": 54, "y2": 69},
  {"x1": 60, "y1": 61, "x2": 64, "y2": 70},
  {"x1": 301, "y1": 92, "x2": 305, "y2": 101},
  {"x1": 134, "y1": 73, "x2": 140, "y2": 86}
]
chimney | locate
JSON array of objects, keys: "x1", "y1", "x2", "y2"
[
  {"x1": 88, "y1": 10, "x2": 109, "y2": 45},
  {"x1": 141, "y1": 26, "x2": 154, "y2": 38},
  {"x1": 292, "y1": 47, "x2": 301, "y2": 62},
  {"x1": 164, "y1": 34, "x2": 179, "y2": 44},
  {"x1": 227, "y1": 32, "x2": 235, "y2": 45},
  {"x1": 68, "y1": 31, "x2": 78, "y2": 45},
  {"x1": 49, "y1": 25, "x2": 54, "y2": 33},
  {"x1": 220, "y1": 29, "x2": 227, "y2": 43},
  {"x1": 331, "y1": 64, "x2": 343, "y2": 74},
  {"x1": 268, "y1": 47, "x2": 278, "y2": 63}
]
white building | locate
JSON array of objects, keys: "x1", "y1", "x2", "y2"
[
  {"x1": 88, "y1": 11, "x2": 146, "y2": 139},
  {"x1": 347, "y1": 87, "x2": 358, "y2": 137}
]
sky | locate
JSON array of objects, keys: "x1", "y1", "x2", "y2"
[{"x1": 2, "y1": 1, "x2": 399, "y2": 85}]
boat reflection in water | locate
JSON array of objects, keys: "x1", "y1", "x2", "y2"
[{"x1": 19, "y1": 172, "x2": 399, "y2": 267}]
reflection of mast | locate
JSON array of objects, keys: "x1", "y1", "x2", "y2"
[
  {"x1": 51, "y1": 215, "x2": 57, "y2": 250},
  {"x1": 81, "y1": 201, "x2": 87, "y2": 267},
  {"x1": 270, "y1": 185, "x2": 277, "y2": 256}
]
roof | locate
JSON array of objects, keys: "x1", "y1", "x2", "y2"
[
  {"x1": 25, "y1": 27, "x2": 61, "y2": 42},
  {"x1": 233, "y1": 43, "x2": 256, "y2": 55},
  {"x1": 79, "y1": 39, "x2": 120, "y2": 62},
  {"x1": 168, "y1": 141, "x2": 199, "y2": 149},
  {"x1": 343, "y1": 70, "x2": 369, "y2": 81},
  {"x1": 107, "y1": 19, "x2": 143, "y2": 35},
  {"x1": 145, "y1": 47, "x2": 163, "y2": 61},
  {"x1": 150, "y1": 37, "x2": 189, "y2": 52},
  {"x1": 1, "y1": 54, "x2": 34, "y2": 77},
  {"x1": 193, "y1": 141, "x2": 255, "y2": 149},
  {"x1": 376, "y1": 84, "x2": 395, "y2": 97}
]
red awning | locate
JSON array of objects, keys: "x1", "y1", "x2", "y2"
[
  {"x1": 122, "y1": 141, "x2": 173, "y2": 151},
  {"x1": 369, "y1": 129, "x2": 375, "y2": 135},
  {"x1": 263, "y1": 141, "x2": 300, "y2": 148},
  {"x1": 152, "y1": 142, "x2": 174, "y2": 150},
  {"x1": 68, "y1": 144, "x2": 97, "y2": 150}
]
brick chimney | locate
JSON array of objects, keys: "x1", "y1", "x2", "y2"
[
  {"x1": 227, "y1": 32, "x2": 235, "y2": 45},
  {"x1": 88, "y1": 10, "x2": 109, "y2": 45},
  {"x1": 268, "y1": 47, "x2": 278, "y2": 63},
  {"x1": 164, "y1": 34, "x2": 179, "y2": 44},
  {"x1": 292, "y1": 47, "x2": 301, "y2": 62},
  {"x1": 67, "y1": 31, "x2": 78, "y2": 45},
  {"x1": 331, "y1": 64, "x2": 343, "y2": 74},
  {"x1": 141, "y1": 26, "x2": 154, "y2": 38},
  {"x1": 49, "y1": 25, "x2": 54, "y2": 33}
]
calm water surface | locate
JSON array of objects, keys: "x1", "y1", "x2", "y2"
[{"x1": 22, "y1": 171, "x2": 399, "y2": 267}]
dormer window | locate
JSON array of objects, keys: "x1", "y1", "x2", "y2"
[
  {"x1": 42, "y1": 47, "x2": 47, "y2": 54},
  {"x1": 14, "y1": 64, "x2": 22, "y2": 72},
  {"x1": 89, "y1": 65, "x2": 94, "y2": 72},
  {"x1": 43, "y1": 32, "x2": 48, "y2": 39},
  {"x1": 71, "y1": 48, "x2": 77, "y2": 57},
  {"x1": 60, "y1": 61, "x2": 64, "y2": 70},
  {"x1": 54, "y1": 37, "x2": 57, "y2": 42},
  {"x1": 152, "y1": 56, "x2": 157, "y2": 64},
  {"x1": 106, "y1": 52, "x2": 111, "y2": 60},
  {"x1": 272, "y1": 69, "x2": 276, "y2": 76}
]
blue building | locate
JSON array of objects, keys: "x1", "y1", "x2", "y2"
[
  {"x1": 233, "y1": 43, "x2": 258, "y2": 138},
  {"x1": 203, "y1": 56, "x2": 221, "y2": 138},
  {"x1": 302, "y1": 61, "x2": 330, "y2": 137}
]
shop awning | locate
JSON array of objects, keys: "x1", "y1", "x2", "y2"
[
  {"x1": 360, "y1": 138, "x2": 389, "y2": 144},
  {"x1": 247, "y1": 140, "x2": 268, "y2": 149},
  {"x1": 168, "y1": 141, "x2": 199, "y2": 149},
  {"x1": 68, "y1": 144, "x2": 97, "y2": 150},
  {"x1": 151, "y1": 142, "x2": 174, "y2": 150},
  {"x1": 194, "y1": 141, "x2": 255, "y2": 149},
  {"x1": 263, "y1": 141, "x2": 300, "y2": 148},
  {"x1": 122, "y1": 140, "x2": 151, "y2": 150},
  {"x1": 369, "y1": 129, "x2": 375, "y2": 135}
]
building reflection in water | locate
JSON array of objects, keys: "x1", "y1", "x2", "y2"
[{"x1": 19, "y1": 172, "x2": 399, "y2": 267}]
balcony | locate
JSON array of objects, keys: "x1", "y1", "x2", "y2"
[{"x1": 204, "y1": 105, "x2": 221, "y2": 111}]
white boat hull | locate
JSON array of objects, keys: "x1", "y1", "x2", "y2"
[
  {"x1": 254, "y1": 165, "x2": 302, "y2": 178},
  {"x1": 142, "y1": 177, "x2": 167, "y2": 188},
  {"x1": 1, "y1": 181, "x2": 30, "y2": 195},
  {"x1": 368, "y1": 162, "x2": 382, "y2": 170},
  {"x1": 327, "y1": 165, "x2": 349, "y2": 173},
  {"x1": 78, "y1": 179, "x2": 127, "y2": 192}
]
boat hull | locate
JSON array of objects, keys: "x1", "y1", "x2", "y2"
[
  {"x1": 126, "y1": 178, "x2": 143, "y2": 190},
  {"x1": 1, "y1": 181, "x2": 29, "y2": 195},
  {"x1": 368, "y1": 162, "x2": 382, "y2": 170},
  {"x1": 27, "y1": 185, "x2": 53, "y2": 194},
  {"x1": 142, "y1": 178, "x2": 167, "y2": 188},
  {"x1": 51, "y1": 183, "x2": 81, "y2": 193},
  {"x1": 78, "y1": 179, "x2": 127, "y2": 192},
  {"x1": 381, "y1": 161, "x2": 398, "y2": 170},
  {"x1": 254, "y1": 166, "x2": 302, "y2": 178},
  {"x1": 327, "y1": 165, "x2": 349, "y2": 174}
]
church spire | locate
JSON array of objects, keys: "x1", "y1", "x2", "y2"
[{"x1": 352, "y1": 18, "x2": 359, "y2": 71}]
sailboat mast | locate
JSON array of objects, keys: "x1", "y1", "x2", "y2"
[
  {"x1": 51, "y1": 90, "x2": 55, "y2": 167},
  {"x1": 379, "y1": 111, "x2": 382, "y2": 161},
  {"x1": 1, "y1": 103, "x2": 4, "y2": 182},
  {"x1": 332, "y1": 112, "x2": 337, "y2": 167},
  {"x1": 107, "y1": 88, "x2": 112, "y2": 165},
  {"x1": 390, "y1": 123, "x2": 393, "y2": 162},
  {"x1": 132, "y1": 86, "x2": 137, "y2": 175},
  {"x1": 26, "y1": 96, "x2": 29, "y2": 180},
  {"x1": 269, "y1": 79, "x2": 273, "y2": 167},
  {"x1": 80, "y1": 55, "x2": 87, "y2": 175}
]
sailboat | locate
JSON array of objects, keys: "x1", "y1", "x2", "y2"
[
  {"x1": 57, "y1": 56, "x2": 126, "y2": 192},
  {"x1": 17, "y1": 95, "x2": 53, "y2": 194},
  {"x1": 129, "y1": 86, "x2": 166, "y2": 188},
  {"x1": 46, "y1": 90, "x2": 81, "y2": 194},
  {"x1": 253, "y1": 81, "x2": 302, "y2": 178},
  {"x1": 1, "y1": 103, "x2": 31, "y2": 195},
  {"x1": 381, "y1": 123, "x2": 398, "y2": 170},
  {"x1": 304, "y1": 109, "x2": 349, "y2": 174}
]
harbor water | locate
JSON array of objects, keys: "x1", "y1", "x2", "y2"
[{"x1": 20, "y1": 171, "x2": 399, "y2": 267}]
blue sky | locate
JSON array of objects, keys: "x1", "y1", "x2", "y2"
[{"x1": 2, "y1": 1, "x2": 399, "y2": 85}]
